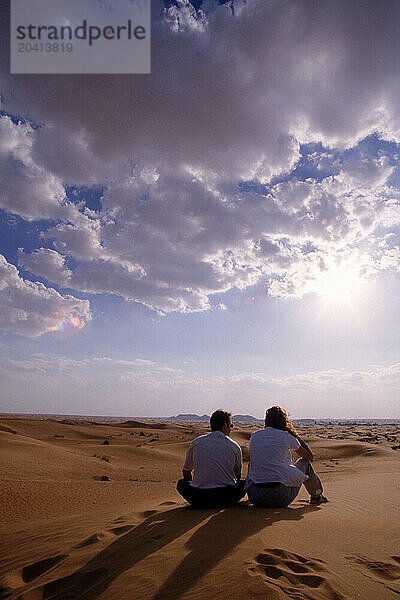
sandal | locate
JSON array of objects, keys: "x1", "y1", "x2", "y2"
[{"x1": 309, "y1": 494, "x2": 329, "y2": 505}]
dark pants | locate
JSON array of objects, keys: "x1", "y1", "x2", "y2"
[{"x1": 177, "y1": 478, "x2": 246, "y2": 508}]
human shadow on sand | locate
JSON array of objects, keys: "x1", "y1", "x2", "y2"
[
  {"x1": 42, "y1": 502, "x2": 315, "y2": 600},
  {"x1": 151, "y1": 503, "x2": 315, "y2": 600}
]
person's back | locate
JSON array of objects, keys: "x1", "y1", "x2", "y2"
[
  {"x1": 245, "y1": 406, "x2": 328, "y2": 507},
  {"x1": 176, "y1": 409, "x2": 245, "y2": 508},
  {"x1": 187, "y1": 430, "x2": 241, "y2": 488},
  {"x1": 247, "y1": 427, "x2": 307, "y2": 488}
]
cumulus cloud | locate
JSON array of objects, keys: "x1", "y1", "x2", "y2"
[
  {"x1": 2, "y1": 0, "x2": 305, "y2": 183},
  {"x1": 30, "y1": 125, "x2": 119, "y2": 187},
  {"x1": 0, "y1": 254, "x2": 91, "y2": 337},
  {"x1": 13, "y1": 150, "x2": 400, "y2": 310},
  {"x1": 1, "y1": 1, "x2": 400, "y2": 319},
  {"x1": 43, "y1": 211, "x2": 103, "y2": 260},
  {"x1": 18, "y1": 248, "x2": 72, "y2": 286},
  {"x1": 5, "y1": 0, "x2": 400, "y2": 185},
  {"x1": 0, "y1": 116, "x2": 69, "y2": 221},
  {"x1": 4, "y1": 0, "x2": 400, "y2": 169}
]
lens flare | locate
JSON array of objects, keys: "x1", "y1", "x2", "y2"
[{"x1": 47, "y1": 316, "x2": 81, "y2": 333}]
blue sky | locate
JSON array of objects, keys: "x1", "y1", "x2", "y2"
[{"x1": 0, "y1": 0, "x2": 400, "y2": 418}]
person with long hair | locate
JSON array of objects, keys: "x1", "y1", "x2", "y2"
[{"x1": 245, "y1": 406, "x2": 328, "y2": 507}]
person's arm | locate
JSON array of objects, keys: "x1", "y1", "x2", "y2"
[
  {"x1": 294, "y1": 436, "x2": 314, "y2": 461},
  {"x1": 234, "y1": 447, "x2": 242, "y2": 480},
  {"x1": 183, "y1": 469, "x2": 192, "y2": 480},
  {"x1": 182, "y1": 442, "x2": 194, "y2": 480}
]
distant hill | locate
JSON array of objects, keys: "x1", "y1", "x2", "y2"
[
  {"x1": 171, "y1": 414, "x2": 209, "y2": 422},
  {"x1": 170, "y1": 413, "x2": 262, "y2": 423},
  {"x1": 233, "y1": 415, "x2": 262, "y2": 423}
]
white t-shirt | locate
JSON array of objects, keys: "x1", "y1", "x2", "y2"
[
  {"x1": 246, "y1": 427, "x2": 308, "y2": 488},
  {"x1": 183, "y1": 431, "x2": 242, "y2": 489}
]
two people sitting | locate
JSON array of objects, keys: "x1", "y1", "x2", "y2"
[{"x1": 176, "y1": 406, "x2": 328, "y2": 508}]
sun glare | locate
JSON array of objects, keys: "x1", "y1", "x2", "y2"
[{"x1": 314, "y1": 266, "x2": 364, "y2": 307}]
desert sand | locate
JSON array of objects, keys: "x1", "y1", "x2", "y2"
[{"x1": 0, "y1": 416, "x2": 399, "y2": 600}]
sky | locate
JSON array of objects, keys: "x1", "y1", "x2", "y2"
[{"x1": 0, "y1": 0, "x2": 400, "y2": 419}]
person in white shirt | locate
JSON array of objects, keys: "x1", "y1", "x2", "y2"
[
  {"x1": 245, "y1": 406, "x2": 328, "y2": 507},
  {"x1": 177, "y1": 409, "x2": 245, "y2": 508}
]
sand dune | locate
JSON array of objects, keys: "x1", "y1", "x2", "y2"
[{"x1": 0, "y1": 417, "x2": 399, "y2": 599}]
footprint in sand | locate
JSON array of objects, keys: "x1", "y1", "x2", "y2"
[
  {"x1": 0, "y1": 554, "x2": 68, "y2": 599},
  {"x1": 74, "y1": 533, "x2": 106, "y2": 548},
  {"x1": 73, "y1": 528, "x2": 119, "y2": 549},
  {"x1": 141, "y1": 509, "x2": 158, "y2": 517},
  {"x1": 248, "y1": 548, "x2": 349, "y2": 600},
  {"x1": 20, "y1": 555, "x2": 68, "y2": 583},
  {"x1": 345, "y1": 554, "x2": 400, "y2": 594},
  {"x1": 109, "y1": 525, "x2": 134, "y2": 535}
]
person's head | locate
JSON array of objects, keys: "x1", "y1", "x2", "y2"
[
  {"x1": 210, "y1": 409, "x2": 233, "y2": 435},
  {"x1": 264, "y1": 405, "x2": 298, "y2": 437}
]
